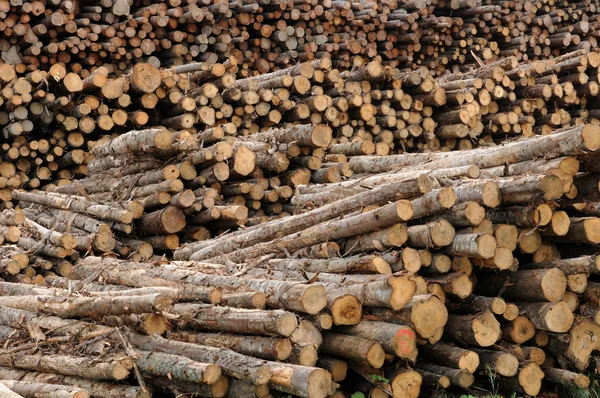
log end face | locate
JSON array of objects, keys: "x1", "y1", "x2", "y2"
[
  {"x1": 211, "y1": 375, "x2": 230, "y2": 397},
  {"x1": 113, "y1": 363, "x2": 131, "y2": 380},
  {"x1": 550, "y1": 211, "x2": 570, "y2": 236},
  {"x1": 311, "y1": 125, "x2": 333, "y2": 148},
  {"x1": 438, "y1": 187, "x2": 457, "y2": 209},
  {"x1": 392, "y1": 326, "x2": 417, "y2": 359},
  {"x1": 154, "y1": 128, "x2": 174, "y2": 150},
  {"x1": 541, "y1": 268, "x2": 567, "y2": 302},
  {"x1": 458, "y1": 351, "x2": 480, "y2": 374},
  {"x1": 389, "y1": 276, "x2": 417, "y2": 310},
  {"x1": 373, "y1": 257, "x2": 393, "y2": 275},
  {"x1": 233, "y1": 146, "x2": 257, "y2": 176},
  {"x1": 153, "y1": 293, "x2": 174, "y2": 312},
  {"x1": 143, "y1": 313, "x2": 167, "y2": 335},
  {"x1": 583, "y1": 218, "x2": 600, "y2": 244},
  {"x1": 389, "y1": 224, "x2": 408, "y2": 247},
  {"x1": 278, "y1": 313, "x2": 299, "y2": 336},
  {"x1": 204, "y1": 364, "x2": 223, "y2": 385},
  {"x1": 482, "y1": 182, "x2": 502, "y2": 208},
  {"x1": 411, "y1": 295, "x2": 448, "y2": 343},
  {"x1": 545, "y1": 301, "x2": 574, "y2": 333},
  {"x1": 451, "y1": 273, "x2": 474, "y2": 299},
  {"x1": 495, "y1": 353, "x2": 519, "y2": 377},
  {"x1": 518, "y1": 363, "x2": 544, "y2": 397},
  {"x1": 417, "y1": 174, "x2": 433, "y2": 194},
  {"x1": 465, "y1": 202, "x2": 486, "y2": 226},
  {"x1": 582, "y1": 124, "x2": 600, "y2": 152},
  {"x1": 401, "y1": 248, "x2": 421, "y2": 274},
  {"x1": 366, "y1": 343, "x2": 386, "y2": 369},
  {"x1": 131, "y1": 63, "x2": 162, "y2": 93},
  {"x1": 431, "y1": 220, "x2": 455, "y2": 247},
  {"x1": 160, "y1": 206, "x2": 186, "y2": 234},
  {"x1": 391, "y1": 370, "x2": 422, "y2": 398},
  {"x1": 472, "y1": 311, "x2": 501, "y2": 347},
  {"x1": 493, "y1": 247, "x2": 514, "y2": 270},
  {"x1": 490, "y1": 297, "x2": 507, "y2": 315},
  {"x1": 307, "y1": 368, "x2": 333, "y2": 398},
  {"x1": 541, "y1": 175, "x2": 565, "y2": 200},
  {"x1": 276, "y1": 339, "x2": 293, "y2": 361},
  {"x1": 395, "y1": 200, "x2": 414, "y2": 221},
  {"x1": 331, "y1": 294, "x2": 362, "y2": 326},
  {"x1": 301, "y1": 285, "x2": 328, "y2": 314}
]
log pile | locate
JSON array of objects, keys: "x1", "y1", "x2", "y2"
[
  {"x1": 3, "y1": 0, "x2": 600, "y2": 398},
  {"x1": 0, "y1": 124, "x2": 600, "y2": 397}
]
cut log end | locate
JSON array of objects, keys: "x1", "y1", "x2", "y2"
[
  {"x1": 331, "y1": 294, "x2": 362, "y2": 326},
  {"x1": 131, "y1": 63, "x2": 162, "y2": 93},
  {"x1": 160, "y1": 206, "x2": 187, "y2": 234},
  {"x1": 544, "y1": 301, "x2": 575, "y2": 333},
  {"x1": 518, "y1": 363, "x2": 544, "y2": 397},
  {"x1": 439, "y1": 187, "x2": 457, "y2": 208},
  {"x1": 432, "y1": 220, "x2": 455, "y2": 247},
  {"x1": 367, "y1": 343, "x2": 386, "y2": 368},
  {"x1": 302, "y1": 285, "x2": 328, "y2": 314},
  {"x1": 143, "y1": 313, "x2": 167, "y2": 335},
  {"x1": 540, "y1": 268, "x2": 567, "y2": 302},
  {"x1": 307, "y1": 369, "x2": 333, "y2": 398},
  {"x1": 482, "y1": 182, "x2": 502, "y2": 208},
  {"x1": 582, "y1": 124, "x2": 600, "y2": 151},
  {"x1": 473, "y1": 311, "x2": 501, "y2": 347},
  {"x1": 311, "y1": 125, "x2": 333, "y2": 148},
  {"x1": 278, "y1": 313, "x2": 299, "y2": 336}
]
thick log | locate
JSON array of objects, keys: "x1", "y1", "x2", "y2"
[
  {"x1": 169, "y1": 332, "x2": 292, "y2": 361},
  {"x1": 445, "y1": 311, "x2": 501, "y2": 347},
  {"x1": 170, "y1": 304, "x2": 298, "y2": 337}
]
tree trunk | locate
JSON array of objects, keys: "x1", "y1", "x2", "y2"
[
  {"x1": 13, "y1": 191, "x2": 133, "y2": 224},
  {"x1": 445, "y1": 311, "x2": 501, "y2": 347},
  {"x1": 320, "y1": 332, "x2": 385, "y2": 369},
  {"x1": 414, "y1": 363, "x2": 473, "y2": 388},
  {"x1": 169, "y1": 331, "x2": 292, "y2": 361},
  {"x1": 469, "y1": 348, "x2": 519, "y2": 376},
  {"x1": 174, "y1": 175, "x2": 432, "y2": 261},
  {"x1": 0, "y1": 293, "x2": 172, "y2": 318},
  {"x1": 91, "y1": 128, "x2": 172, "y2": 157},
  {"x1": 516, "y1": 301, "x2": 574, "y2": 332},
  {"x1": 419, "y1": 342, "x2": 479, "y2": 373},
  {"x1": 502, "y1": 268, "x2": 567, "y2": 302},
  {"x1": 135, "y1": 350, "x2": 221, "y2": 384},
  {"x1": 170, "y1": 303, "x2": 298, "y2": 337},
  {"x1": 220, "y1": 292, "x2": 266, "y2": 309},
  {"x1": 367, "y1": 294, "x2": 448, "y2": 343},
  {"x1": 543, "y1": 367, "x2": 590, "y2": 389},
  {"x1": 338, "y1": 321, "x2": 418, "y2": 361},
  {"x1": 0, "y1": 383, "x2": 24, "y2": 398},
  {"x1": 0, "y1": 353, "x2": 132, "y2": 380}
]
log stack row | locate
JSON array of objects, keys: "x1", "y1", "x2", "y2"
[{"x1": 1, "y1": 0, "x2": 599, "y2": 74}]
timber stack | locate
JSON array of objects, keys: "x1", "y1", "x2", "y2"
[{"x1": 2, "y1": 0, "x2": 600, "y2": 397}]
